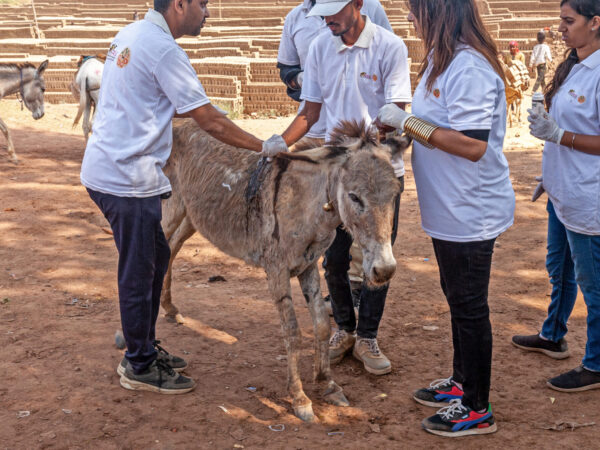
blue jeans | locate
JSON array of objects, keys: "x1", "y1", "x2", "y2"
[{"x1": 542, "y1": 200, "x2": 600, "y2": 371}]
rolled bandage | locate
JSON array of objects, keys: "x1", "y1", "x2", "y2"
[{"x1": 403, "y1": 116, "x2": 438, "y2": 149}]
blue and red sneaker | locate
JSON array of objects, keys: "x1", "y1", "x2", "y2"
[
  {"x1": 413, "y1": 377, "x2": 464, "y2": 407},
  {"x1": 421, "y1": 400, "x2": 497, "y2": 437}
]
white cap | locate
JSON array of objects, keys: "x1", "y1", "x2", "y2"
[{"x1": 307, "y1": 0, "x2": 352, "y2": 17}]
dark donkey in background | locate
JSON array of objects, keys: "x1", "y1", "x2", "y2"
[
  {"x1": 160, "y1": 119, "x2": 411, "y2": 422},
  {"x1": 0, "y1": 61, "x2": 48, "y2": 163}
]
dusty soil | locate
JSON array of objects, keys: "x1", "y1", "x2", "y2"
[{"x1": 1, "y1": 99, "x2": 598, "y2": 449}]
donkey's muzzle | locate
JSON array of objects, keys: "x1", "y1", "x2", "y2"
[{"x1": 370, "y1": 261, "x2": 396, "y2": 285}]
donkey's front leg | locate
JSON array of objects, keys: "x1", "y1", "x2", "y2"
[
  {"x1": 267, "y1": 268, "x2": 315, "y2": 422},
  {"x1": 0, "y1": 116, "x2": 18, "y2": 163},
  {"x1": 298, "y1": 263, "x2": 349, "y2": 408}
]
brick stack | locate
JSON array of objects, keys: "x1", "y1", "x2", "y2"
[{"x1": 0, "y1": 0, "x2": 563, "y2": 115}]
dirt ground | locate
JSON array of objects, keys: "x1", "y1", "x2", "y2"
[{"x1": 0, "y1": 98, "x2": 598, "y2": 449}]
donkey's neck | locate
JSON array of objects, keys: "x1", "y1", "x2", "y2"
[{"x1": 0, "y1": 68, "x2": 31, "y2": 98}]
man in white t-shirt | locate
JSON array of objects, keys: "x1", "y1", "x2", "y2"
[
  {"x1": 81, "y1": 0, "x2": 287, "y2": 395},
  {"x1": 277, "y1": 0, "x2": 394, "y2": 309},
  {"x1": 278, "y1": 0, "x2": 411, "y2": 376},
  {"x1": 530, "y1": 30, "x2": 553, "y2": 92},
  {"x1": 277, "y1": 0, "x2": 392, "y2": 140}
]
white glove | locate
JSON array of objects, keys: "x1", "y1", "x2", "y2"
[
  {"x1": 531, "y1": 175, "x2": 545, "y2": 202},
  {"x1": 295, "y1": 71, "x2": 304, "y2": 88},
  {"x1": 527, "y1": 108, "x2": 564, "y2": 144},
  {"x1": 261, "y1": 134, "x2": 289, "y2": 157},
  {"x1": 377, "y1": 103, "x2": 413, "y2": 131}
]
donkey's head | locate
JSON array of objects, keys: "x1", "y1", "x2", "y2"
[
  {"x1": 329, "y1": 121, "x2": 410, "y2": 286},
  {"x1": 284, "y1": 120, "x2": 411, "y2": 286},
  {"x1": 20, "y1": 60, "x2": 48, "y2": 120}
]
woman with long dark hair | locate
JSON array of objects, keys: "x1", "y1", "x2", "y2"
[
  {"x1": 512, "y1": 0, "x2": 600, "y2": 392},
  {"x1": 377, "y1": 0, "x2": 515, "y2": 438}
]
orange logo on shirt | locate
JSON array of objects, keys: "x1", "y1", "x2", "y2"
[
  {"x1": 117, "y1": 47, "x2": 131, "y2": 68},
  {"x1": 578, "y1": 95, "x2": 586, "y2": 104},
  {"x1": 360, "y1": 72, "x2": 378, "y2": 81},
  {"x1": 433, "y1": 88, "x2": 441, "y2": 98}
]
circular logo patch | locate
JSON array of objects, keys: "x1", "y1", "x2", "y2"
[
  {"x1": 578, "y1": 95, "x2": 586, "y2": 104},
  {"x1": 433, "y1": 88, "x2": 440, "y2": 98},
  {"x1": 117, "y1": 47, "x2": 131, "y2": 68}
]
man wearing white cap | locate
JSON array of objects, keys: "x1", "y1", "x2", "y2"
[
  {"x1": 278, "y1": 0, "x2": 411, "y2": 375},
  {"x1": 277, "y1": 0, "x2": 394, "y2": 313}
]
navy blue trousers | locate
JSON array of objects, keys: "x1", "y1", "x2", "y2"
[{"x1": 87, "y1": 188, "x2": 170, "y2": 373}]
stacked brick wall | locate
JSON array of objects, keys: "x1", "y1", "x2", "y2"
[{"x1": 0, "y1": 0, "x2": 563, "y2": 114}]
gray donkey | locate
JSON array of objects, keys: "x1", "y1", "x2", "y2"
[
  {"x1": 161, "y1": 119, "x2": 410, "y2": 422},
  {"x1": 0, "y1": 61, "x2": 48, "y2": 163}
]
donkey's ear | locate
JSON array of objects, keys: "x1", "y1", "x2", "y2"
[
  {"x1": 382, "y1": 133, "x2": 412, "y2": 159},
  {"x1": 37, "y1": 60, "x2": 49, "y2": 75}
]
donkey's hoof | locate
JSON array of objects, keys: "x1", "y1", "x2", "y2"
[
  {"x1": 323, "y1": 382, "x2": 350, "y2": 407},
  {"x1": 164, "y1": 313, "x2": 184, "y2": 324},
  {"x1": 294, "y1": 403, "x2": 317, "y2": 422}
]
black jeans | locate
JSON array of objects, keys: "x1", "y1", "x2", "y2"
[
  {"x1": 432, "y1": 237, "x2": 496, "y2": 411},
  {"x1": 87, "y1": 188, "x2": 170, "y2": 374},
  {"x1": 323, "y1": 177, "x2": 403, "y2": 339}
]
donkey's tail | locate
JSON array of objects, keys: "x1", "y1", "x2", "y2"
[{"x1": 72, "y1": 76, "x2": 87, "y2": 129}]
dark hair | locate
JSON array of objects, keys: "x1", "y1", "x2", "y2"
[
  {"x1": 408, "y1": 0, "x2": 505, "y2": 92},
  {"x1": 545, "y1": 0, "x2": 600, "y2": 108},
  {"x1": 537, "y1": 31, "x2": 546, "y2": 43},
  {"x1": 154, "y1": 0, "x2": 192, "y2": 14}
]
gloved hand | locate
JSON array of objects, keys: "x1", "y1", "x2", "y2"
[
  {"x1": 377, "y1": 103, "x2": 413, "y2": 131},
  {"x1": 527, "y1": 108, "x2": 564, "y2": 144},
  {"x1": 261, "y1": 134, "x2": 289, "y2": 157},
  {"x1": 296, "y1": 71, "x2": 304, "y2": 88},
  {"x1": 531, "y1": 175, "x2": 545, "y2": 202}
]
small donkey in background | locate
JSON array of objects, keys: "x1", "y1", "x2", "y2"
[{"x1": 0, "y1": 61, "x2": 48, "y2": 163}]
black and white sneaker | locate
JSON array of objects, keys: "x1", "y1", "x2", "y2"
[
  {"x1": 547, "y1": 365, "x2": 600, "y2": 392},
  {"x1": 120, "y1": 359, "x2": 195, "y2": 394},
  {"x1": 512, "y1": 333, "x2": 569, "y2": 359},
  {"x1": 422, "y1": 399, "x2": 497, "y2": 437},
  {"x1": 116, "y1": 340, "x2": 187, "y2": 377}
]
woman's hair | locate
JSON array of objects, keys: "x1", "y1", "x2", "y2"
[
  {"x1": 537, "y1": 31, "x2": 546, "y2": 43},
  {"x1": 408, "y1": 0, "x2": 505, "y2": 92},
  {"x1": 545, "y1": 0, "x2": 600, "y2": 108}
]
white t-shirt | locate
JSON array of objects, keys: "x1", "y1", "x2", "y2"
[
  {"x1": 411, "y1": 47, "x2": 515, "y2": 242},
  {"x1": 277, "y1": 0, "x2": 392, "y2": 138},
  {"x1": 530, "y1": 43, "x2": 552, "y2": 66},
  {"x1": 542, "y1": 49, "x2": 600, "y2": 235},
  {"x1": 301, "y1": 17, "x2": 411, "y2": 176},
  {"x1": 80, "y1": 9, "x2": 210, "y2": 197}
]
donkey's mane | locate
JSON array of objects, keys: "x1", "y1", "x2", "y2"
[
  {"x1": 328, "y1": 120, "x2": 378, "y2": 147},
  {"x1": 280, "y1": 120, "x2": 378, "y2": 163}
]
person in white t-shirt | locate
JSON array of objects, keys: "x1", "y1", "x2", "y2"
[
  {"x1": 81, "y1": 0, "x2": 288, "y2": 395},
  {"x1": 513, "y1": 0, "x2": 600, "y2": 393},
  {"x1": 377, "y1": 0, "x2": 514, "y2": 438},
  {"x1": 530, "y1": 30, "x2": 553, "y2": 92},
  {"x1": 277, "y1": 0, "x2": 394, "y2": 311},
  {"x1": 278, "y1": 0, "x2": 411, "y2": 376}
]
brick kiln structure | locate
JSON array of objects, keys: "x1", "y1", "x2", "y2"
[{"x1": 0, "y1": 0, "x2": 563, "y2": 115}]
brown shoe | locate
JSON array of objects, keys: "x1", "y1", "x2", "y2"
[
  {"x1": 352, "y1": 338, "x2": 391, "y2": 375},
  {"x1": 329, "y1": 329, "x2": 356, "y2": 364}
]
